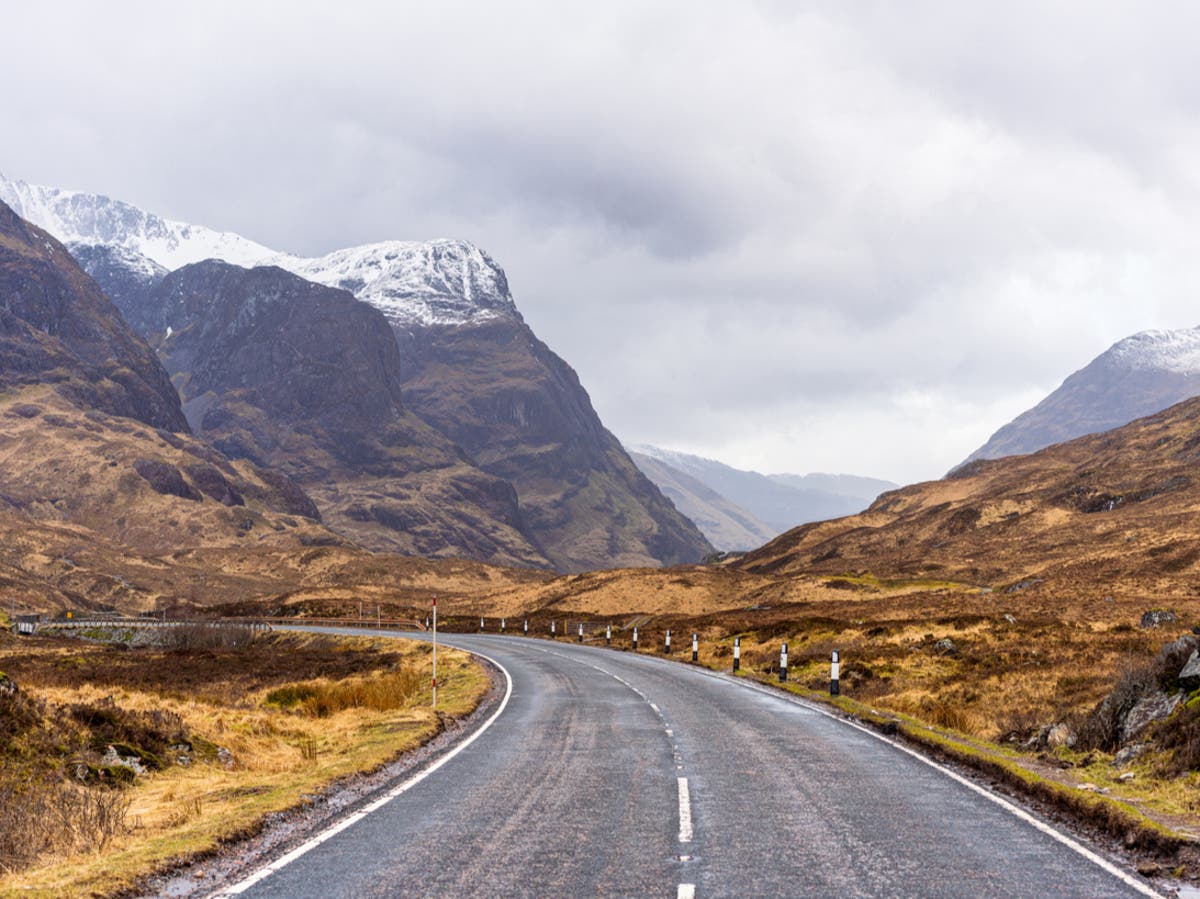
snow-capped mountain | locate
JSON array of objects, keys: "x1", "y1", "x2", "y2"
[
  {"x1": 0, "y1": 173, "x2": 516, "y2": 327},
  {"x1": 0, "y1": 171, "x2": 710, "y2": 572},
  {"x1": 961, "y1": 326, "x2": 1200, "y2": 466}
]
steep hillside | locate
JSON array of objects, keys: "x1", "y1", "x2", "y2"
[
  {"x1": 738, "y1": 393, "x2": 1200, "y2": 596},
  {"x1": 630, "y1": 445, "x2": 895, "y2": 535},
  {"x1": 964, "y1": 327, "x2": 1200, "y2": 465},
  {"x1": 6, "y1": 173, "x2": 709, "y2": 571},
  {"x1": 627, "y1": 450, "x2": 776, "y2": 551},
  {"x1": 0, "y1": 201, "x2": 186, "y2": 432},
  {"x1": 135, "y1": 261, "x2": 550, "y2": 567},
  {"x1": 0, "y1": 200, "x2": 329, "y2": 553},
  {"x1": 399, "y1": 319, "x2": 712, "y2": 570}
]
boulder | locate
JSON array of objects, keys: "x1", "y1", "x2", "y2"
[
  {"x1": 1140, "y1": 610, "x2": 1177, "y2": 629},
  {"x1": 1179, "y1": 650, "x2": 1200, "y2": 692},
  {"x1": 1046, "y1": 723, "x2": 1076, "y2": 748},
  {"x1": 933, "y1": 638, "x2": 958, "y2": 655},
  {"x1": 1121, "y1": 691, "x2": 1182, "y2": 743},
  {"x1": 1112, "y1": 742, "x2": 1150, "y2": 766}
]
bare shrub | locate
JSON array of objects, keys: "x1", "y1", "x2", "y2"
[
  {"x1": 162, "y1": 623, "x2": 256, "y2": 651},
  {"x1": 0, "y1": 774, "x2": 130, "y2": 872}
]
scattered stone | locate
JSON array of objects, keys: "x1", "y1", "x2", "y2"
[
  {"x1": 1137, "y1": 862, "x2": 1160, "y2": 877},
  {"x1": 217, "y1": 746, "x2": 236, "y2": 769},
  {"x1": 932, "y1": 638, "x2": 958, "y2": 655},
  {"x1": 1178, "y1": 650, "x2": 1200, "y2": 692},
  {"x1": 101, "y1": 744, "x2": 147, "y2": 776},
  {"x1": 1118, "y1": 772, "x2": 1136, "y2": 782},
  {"x1": 1104, "y1": 596, "x2": 1115, "y2": 603},
  {"x1": 1121, "y1": 691, "x2": 1182, "y2": 743},
  {"x1": 1046, "y1": 723, "x2": 1076, "y2": 748},
  {"x1": 1078, "y1": 782, "x2": 1109, "y2": 794},
  {"x1": 1112, "y1": 743, "x2": 1150, "y2": 766},
  {"x1": 1140, "y1": 609, "x2": 1177, "y2": 629},
  {"x1": 1003, "y1": 614, "x2": 1017, "y2": 625}
]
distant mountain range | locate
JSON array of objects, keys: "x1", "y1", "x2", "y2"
[
  {"x1": 628, "y1": 445, "x2": 897, "y2": 551},
  {"x1": 962, "y1": 327, "x2": 1200, "y2": 468},
  {"x1": 0, "y1": 173, "x2": 711, "y2": 571}
]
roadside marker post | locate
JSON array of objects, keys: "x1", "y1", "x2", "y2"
[
  {"x1": 606, "y1": 623, "x2": 611, "y2": 646},
  {"x1": 692, "y1": 633, "x2": 698, "y2": 662},
  {"x1": 733, "y1": 636, "x2": 740, "y2": 672},
  {"x1": 830, "y1": 649, "x2": 840, "y2": 696},
  {"x1": 780, "y1": 642, "x2": 788, "y2": 683},
  {"x1": 501, "y1": 618, "x2": 506, "y2": 633},
  {"x1": 523, "y1": 618, "x2": 528, "y2": 635},
  {"x1": 632, "y1": 626, "x2": 639, "y2": 652},
  {"x1": 665, "y1": 629, "x2": 672, "y2": 655},
  {"x1": 578, "y1": 622, "x2": 584, "y2": 643},
  {"x1": 432, "y1": 597, "x2": 438, "y2": 710},
  {"x1": 551, "y1": 620, "x2": 556, "y2": 639}
]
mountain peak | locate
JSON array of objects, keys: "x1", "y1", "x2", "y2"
[
  {"x1": 962, "y1": 323, "x2": 1200, "y2": 466},
  {"x1": 0, "y1": 173, "x2": 519, "y2": 328},
  {"x1": 281, "y1": 237, "x2": 519, "y2": 328}
]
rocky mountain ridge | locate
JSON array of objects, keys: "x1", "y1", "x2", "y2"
[
  {"x1": 11, "y1": 173, "x2": 711, "y2": 571},
  {"x1": 963, "y1": 326, "x2": 1200, "y2": 466}
]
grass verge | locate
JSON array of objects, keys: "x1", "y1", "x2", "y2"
[{"x1": 0, "y1": 630, "x2": 488, "y2": 898}]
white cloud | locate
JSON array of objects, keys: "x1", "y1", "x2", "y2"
[{"x1": 6, "y1": 1, "x2": 1200, "y2": 482}]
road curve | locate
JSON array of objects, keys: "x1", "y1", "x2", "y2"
[{"x1": 215, "y1": 630, "x2": 1160, "y2": 899}]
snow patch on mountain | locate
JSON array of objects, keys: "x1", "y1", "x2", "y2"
[
  {"x1": 1107, "y1": 327, "x2": 1200, "y2": 374},
  {"x1": 0, "y1": 173, "x2": 517, "y2": 327}
]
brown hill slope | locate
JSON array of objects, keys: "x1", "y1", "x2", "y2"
[
  {"x1": 736, "y1": 394, "x2": 1200, "y2": 598},
  {"x1": 0, "y1": 201, "x2": 185, "y2": 431}
]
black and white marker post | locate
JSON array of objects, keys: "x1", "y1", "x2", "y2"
[
  {"x1": 431, "y1": 596, "x2": 438, "y2": 710},
  {"x1": 606, "y1": 623, "x2": 612, "y2": 646},
  {"x1": 551, "y1": 620, "x2": 556, "y2": 639},
  {"x1": 665, "y1": 629, "x2": 672, "y2": 655},
  {"x1": 479, "y1": 616, "x2": 485, "y2": 633},
  {"x1": 779, "y1": 642, "x2": 788, "y2": 683},
  {"x1": 830, "y1": 649, "x2": 840, "y2": 696},
  {"x1": 632, "y1": 626, "x2": 639, "y2": 652},
  {"x1": 578, "y1": 622, "x2": 584, "y2": 643},
  {"x1": 523, "y1": 618, "x2": 528, "y2": 635},
  {"x1": 692, "y1": 632, "x2": 699, "y2": 662},
  {"x1": 733, "y1": 636, "x2": 740, "y2": 672},
  {"x1": 500, "y1": 618, "x2": 505, "y2": 633}
]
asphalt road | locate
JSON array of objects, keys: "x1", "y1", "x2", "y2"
[{"x1": 216, "y1": 631, "x2": 1160, "y2": 899}]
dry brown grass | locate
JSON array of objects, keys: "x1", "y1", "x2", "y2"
[{"x1": 0, "y1": 631, "x2": 488, "y2": 898}]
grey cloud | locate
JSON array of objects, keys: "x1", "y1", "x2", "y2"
[{"x1": 6, "y1": 1, "x2": 1200, "y2": 482}]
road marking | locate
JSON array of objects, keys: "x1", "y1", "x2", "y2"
[
  {"x1": 677, "y1": 776, "x2": 693, "y2": 843},
  {"x1": 208, "y1": 646, "x2": 514, "y2": 898},
  {"x1": 503, "y1": 635, "x2": 1164, "y2": 899},
  {"x1": 702, "y1": 671, "x2": 1166, "y2": 899},
  {"x1": 678, "y1": 884, "x2": 696, "y2": 898}
]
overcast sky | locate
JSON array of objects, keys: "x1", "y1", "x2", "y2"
[{"x1": 6, "y1": 2, "x2": 1200, "y2": 484}]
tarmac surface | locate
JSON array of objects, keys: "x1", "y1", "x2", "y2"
[{"x1": 219, "y1": 630, "x2": 1160, "y2": 898}]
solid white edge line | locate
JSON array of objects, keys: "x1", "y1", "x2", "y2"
[
  {"x1": 677, "y1": 776, "x2": 693, "y2": 843},
  {"x1": 677, "y1": 884, "x2": 696, "y2": 899},
  {"x1": 526, "y1": 639, "x2": 1165, "y2": 899},
  {"x1": 208, "y1": 645, "x2": 514, "y2": 898},
  {"x1": 708, "y1": 671, "x2": 1166, "y2": 899}
]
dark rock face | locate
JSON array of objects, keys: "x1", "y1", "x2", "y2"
[
  {"x1": 0, "y1": 201, "x2": 187, "y2": 432},
  {"x1": 136, "y1": 262, "x2": 548, "y2": 567},
  {"x1": 398, "y1": 317, "x2": 713, "y2": 571},
  {"x1": 68, "y1": 243, "x2": 166, "y2": 333}
]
